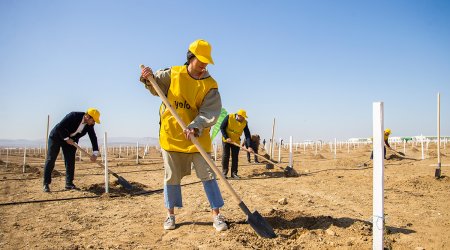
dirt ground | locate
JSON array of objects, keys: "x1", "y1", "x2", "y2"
[{"x1": 1, "y1": 143, "x2": 449, "y2": 249}]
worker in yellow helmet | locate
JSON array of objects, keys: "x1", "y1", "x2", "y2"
[
  {"x1": 139, "y1": 39, "x2": 227, "y2": 232},
  {"x1": 220, "y1": 109, "x2": 254, "y2": 178},
  {"x1": 43, "y1": 108, "x2": 100, "y2": 192},
  {"x1": 370, "y1": 128, "x2": 392, "y2": 159}
]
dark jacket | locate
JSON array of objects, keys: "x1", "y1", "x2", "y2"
[
  {"x1": 220, "y1": 115, "x2": 251, "y2": 148},
  {"x1": 49, "y1": 112, "x2": 99, "y2": 151}
]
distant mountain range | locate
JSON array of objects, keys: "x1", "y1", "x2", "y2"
[{"x1": 0, "y1": 137, "x2": 159, "y2": 148}]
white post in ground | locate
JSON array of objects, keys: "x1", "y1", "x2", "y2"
[
  {"x1": 6, "y1": 148, "x2": 9, "y2": 169},
  {"x1": 314, "y1": 142, "x2": 318, "y2": 155},
  {"x1": 347, "y1": 141, "x2": 350, "y2": 153},
  {"x1": 22, "y1": 147, "x2": 27, "y2": 173},
  {"x1": 289, "y1": 136, "x2": 293, "y2": 167},
  {"x1": 403, "y1": 139, "x2": 406, "y2": 155},
  {"x1": 119, "y1": 145, "x2": 122, "y2": 159},
  {"x1": 104, "y1": 132, "x2": 109, "y2": 193},
  {"x1": 136, "y1": 142, "x2": 139, "y2": 164},
  {"x1": 372, "y1": 102, "x2": 385, "y2": 250},
  {"x1": 278, "y1": 138, "x2": 282, "y2": 163},
  {"x1": 269, "y1": 118, "x2": 276, "y2": 159},
  {"x1": 45, "y1": 115, "x2": 50, "y2": 163},
  {"x1": 435, "y1": 92, "x2": 442, "y2": 178},
  {"x1": 79, "y1": 150, "x2": 82, "y2": 162},
  {"x1": 421, "y1": 135, "x2": 425, "y2": 160},
  {"x1": 334, "y1": 138, "x2": 337, "y2": 159}
]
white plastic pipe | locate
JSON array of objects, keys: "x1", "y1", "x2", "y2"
[
  {"x1": 278, "y1": 138, "x2": 282, "y2": 163},
  {"x1": 403, "y1": 140, "x2": 406, "y2": 155},
  {"x1": 104, "y1": 132, "x2": 109, "y2": 193},
  {"x1": 334, "y1": 138, "x2": 337, "y2": 159},
  {"x1": 6, "y1": 148, "x2": 9, "y2": 168},
  {"x1": 213, "y1": 142, "x2": 217, "y2": 161},
  {"x1": 289, "y1": 136, "x2": 293, "y2": 167},
  {"x1": 22, "y1": 147, "x2": 27, "y2": 173},
  {"x1": 136, "y1": 141, "x2": 139, "y2": 164},
  {"x1": 421, "y1": 135, "x2": 425, "y2": 160},
  {"x1": 372, "y1": 102, "x2": 385, "y2": 250},
  {"x1": 436, "y1": 92, "x2": 441, "y2": 177}
]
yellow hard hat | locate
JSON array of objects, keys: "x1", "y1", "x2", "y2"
[
  {"x1": 237, "y1": 109, "x2": 248, "y2": 118},
  {"x1": 385, "y1": 128, "x2": 391, "y2": 135},
  {"x1": 188, "y1": 39, "x2": 214, "y2": 65},
  {"x1": 86, "y1": 108, "x2": 101, "y2": 124}
]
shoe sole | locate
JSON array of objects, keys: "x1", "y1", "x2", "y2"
[{"x1": 214, "y1": 225, "x2": 228, "y2": 231}]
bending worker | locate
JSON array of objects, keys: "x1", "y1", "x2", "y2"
[
  {"x1": 43, "y1": 108, "x2": 100, "y2": 192},
  {"x1": 139, "y1": 39, "x2": 227, "y2": 232},
  {"x1": 220, "y1": 109, "x2": 253, "y2": 179},
  {"x1": 371, "y1": 128, "x2": 392, "y2": 159}
]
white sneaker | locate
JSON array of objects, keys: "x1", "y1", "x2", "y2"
[
  {"x1": 213, "y1": 214, "x2": 228, "y2": 231},
  {"x1": 164, "y1": 215, "x2": 176, "y2": 230}
]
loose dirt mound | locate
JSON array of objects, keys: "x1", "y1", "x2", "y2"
[
  {"x1": 410, "y1": 147, "x2": 420, "y2": 152},
  {"x1": 334, "y1": 158, "x2": 360, "y2": 167},
  {"x1": 312, "y1": 153, "x2": 326, "y2": 159},
  {"x1": 85, "y1": 181, "x2": 148, "y2": 195},
  {"x1": 428, "y1": 150, "x2": 446, "y2": 157}
]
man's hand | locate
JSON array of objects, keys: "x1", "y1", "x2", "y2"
[
  {"x1": 66, "y1": 139, "x2": 75, "y2": 145},
  {"x1": 226, "y1": 138, "x2": 232, "y2": 143},
  {"x1": 184, "y1": 128, "x2": 199, "y2": 140},
  {"x1": 141, "y1": 66, "x2": 154, "y2": 81},
  {"x1": 247, "y1": 147, "x2": 254, "y2": 153},
  {"x1": 90, "y1": 155, "x2": 97, "y2": 162}
]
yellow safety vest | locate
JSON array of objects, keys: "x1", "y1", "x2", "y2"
[
  {"x1": 222, "y1": 114, "x2": 247, "y2": 144},
  {"x1": 159, "y1": 65, "x2": 218, "y2": 153}
]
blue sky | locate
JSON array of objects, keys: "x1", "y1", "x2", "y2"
[{"x1": 1, "y1": 0, "x2": 449, "y2": 143}]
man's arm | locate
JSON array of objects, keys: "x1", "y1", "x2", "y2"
[
  {"x1": 243, "y1": 125, "x2": 251, "y2": 148},
  {"x1": 87, "y1": 126, "x2": 99, "y2": 154},
  {"x1": 53, "y1": 112, "x2": 77, "y2": 141},
  {"x1": 140, "y1": 68, "x2": 171, "y2": 96},
  {"x1": 187, "y1": 89, "x2": 222, "y2": 136},
  {"x1": 220, "y1": 115, "x2": 230, "y2": 139}
]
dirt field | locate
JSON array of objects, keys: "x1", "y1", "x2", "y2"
[{"x1": 1, "y1": 143, "x2": 449, "y2": 249}]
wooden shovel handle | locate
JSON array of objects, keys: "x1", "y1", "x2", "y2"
[
  {"x1": 228, "y1": 141, "x2": 278, "y2": 165},
  {"x1": 73, "y1": 143, "x2": 112, "y2": 174},
  {"x1": 140, "y1": 65, "x2": 242, "y2": 204}
]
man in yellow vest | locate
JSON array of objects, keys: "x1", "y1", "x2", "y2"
[
  {"x1": 220, "y1": 109, "x2": 253, "y2": 179},
  {"x1": 139, "y1": 39, "x2": 227, "y2": 232},
  {"x1": 370, "y1": 128, "x2": 392, "y2": 159}
]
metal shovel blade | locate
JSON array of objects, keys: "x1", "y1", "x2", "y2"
[
  {"x1": 112, "y1": 172, "x2": 133, "y2": 190},
  {"x1": 239, "y1": 201, "x2": 276, "y2": 238},
  {"x1": 284, "y1": 166, "x2": 298, "y2": 177}
]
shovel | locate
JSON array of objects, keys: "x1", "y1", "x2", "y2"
[
  {"x1": 390, "y1": 148, "x2": 406, "y2": 157},
  {"x1": 141, "y1": 64, "x2": 276, "y2": 238},
  {"x1": 228, "y1": 141, "x2": 298, "y2": 177},
  {"x1": 73, "y1": 143, "x2": 133, "y2": 190}
]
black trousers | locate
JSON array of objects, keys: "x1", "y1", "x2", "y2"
[
  {"x1": 247, "y1": 146, "x2": 259, "y2": 162},
  {"x1": 370, "y1": 146, "x2": 386, "y2": 159},
  {"x1": 43, "y1": 136, "x2": 77, "y2": 185},
  {"x1": 222, "y1": 142, "x2": 240, "y2": 175}
]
